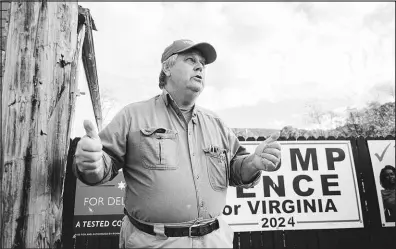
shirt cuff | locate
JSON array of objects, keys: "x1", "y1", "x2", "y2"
[
  {"x1": 231, "y1": 156, "x2": 262, "y2": 189},
  {"x1": 241, "y1": 170, "x2": 261, "y2": 189},
  {"x1": 72, "y1": 151, "x2": 114, "y2": 186}
]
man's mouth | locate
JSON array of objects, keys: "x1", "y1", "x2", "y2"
[{"x1": 192, "y1": 75, "x2": 202, "y2": 81}]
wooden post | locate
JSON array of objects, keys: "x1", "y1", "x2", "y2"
[
  {"x1": 1, "y1": 1, "x2": 79, "y2": 248},
  {"x1": 80, "y1": 7, "x2": 103, "y2": 131},
  {"x1": 1, "y1": 2, "x2": 12, "y2": 246}
]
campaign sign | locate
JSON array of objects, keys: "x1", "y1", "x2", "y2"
[
  {"x1": 73, "y1": 140, "x2": 364, "y2": 235},
  {"x1": 223, "y1": 141, "x2": 364, "y2": 231},
  {"x1": 73, "y1": 214, "x2": 124, "y2": 236},
  {"x1": 73, "y1": 172, "x2": 126, "y2": 236},
  {"x1": 367, "y1": 140, "x2": 395, "y2": 227}
]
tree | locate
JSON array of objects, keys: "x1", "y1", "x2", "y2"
[
  {"x1": 283, "y1": 101, "x2": 395, "y2": 138},
  {"x1": 336, "y1": 101, "x2": 395, "y2": 137},
  {"x1": 305, "y1": 102, "x2": 325, "y2": 126},
  {"x1": 1, "y1": 2, "x2": 81, "y2": 248},
  {"x1": 280, "y1": 125, "x2": 301, "y2": 138},
  {"x1": 304, "y1": 101, "x2": 327, "y2": 136},
  {"x1": 100, "y1": 87, "x2": 118, "y2": 127}
]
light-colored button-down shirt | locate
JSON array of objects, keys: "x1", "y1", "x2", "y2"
[{"x1": 74, "y1": 90, "x2": 260, "y2": 224}]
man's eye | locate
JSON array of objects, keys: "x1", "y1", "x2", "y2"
[{"x1": 186, "y1": 57, "x2": 195, "y2": 63}]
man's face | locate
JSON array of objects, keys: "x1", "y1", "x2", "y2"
[
  {"x1": 384, "y1": 169, "x2": 395, "y2": 187},
  {"x1": 167, "y1": 50, "x2": 206, "y2": 100}
]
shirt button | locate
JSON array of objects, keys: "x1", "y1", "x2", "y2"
[
  {"x1": 201, "y1": 201, "x2": 204, "y2": 207},
  {"x1": 192, "y1": 153, "x2": 195, "y2": 156},
  {"x1": 196, "y1": 175, "x2": 199, "y2": 179}
]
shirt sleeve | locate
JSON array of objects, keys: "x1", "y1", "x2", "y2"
[
  {"x1": 72, "y1": 107, "x2": 130, "y2": 186},
  {"x1": 225, "y1": 126, "x2": 261, "y2": 189},
  {"x1": 229, "y1": 146, "x2": 262, "y2": 189}
]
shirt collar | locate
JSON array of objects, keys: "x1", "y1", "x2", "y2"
[
  {"x1": 161, "y1": 89, "x2": 172, "y2": 106},
  {"x1": 161, "y1": 89, "x2": 198, "y2": 124}
]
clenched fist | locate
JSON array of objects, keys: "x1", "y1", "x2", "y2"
[
  {"x1": 75, "y1": 120, "x2": 104, "y2": 176},
  {"x1": 252, "y1": 132, "x2": 281, "y2": 171}
]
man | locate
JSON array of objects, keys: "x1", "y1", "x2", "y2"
[
  {"x1": 380, "y1": 165, "x2": 395, "y2": 222},
  {"x1": 73, "y1": 39, "x2": 281, "y2": 248}
]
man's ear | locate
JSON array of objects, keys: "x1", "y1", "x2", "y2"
[{"x1": 163, "y1": 64, "x2": 171, "y2": 77}]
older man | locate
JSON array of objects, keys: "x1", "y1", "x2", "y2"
[{"x1": 73, "y1": 39, "x2": 281, "y2": 248}]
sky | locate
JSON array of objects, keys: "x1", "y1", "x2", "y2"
[{"x1": 73, "y1": 2, "x2": 395, "y2": 135}]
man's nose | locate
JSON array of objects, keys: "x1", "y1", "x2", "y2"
[{"x1": 194, "y1": 62, "x2": 203, "y2": 72}]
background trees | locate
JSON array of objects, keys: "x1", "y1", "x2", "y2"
[
  {"x1": 236, "y1": 101, "x2": 395, "y2": 139},
  {"x1": 279, "y1": 101, "x2": 395, "y2": 138}
]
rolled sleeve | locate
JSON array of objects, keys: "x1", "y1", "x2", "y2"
[
  {"x1": 223, "y1": 124, "x2": 261, "y2": 189},
  {"x1": 72, "y1": 151, "x2": 118, "y2": 186},
  {"x1": 230, "y1": 155, "x2": 262, "y2": 188}
]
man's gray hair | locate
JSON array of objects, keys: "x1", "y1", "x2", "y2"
[{"x1": 159, "y1": 54, "x2": 178, "y2": 89}]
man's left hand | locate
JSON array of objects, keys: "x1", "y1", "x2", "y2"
[{"x1": 252, "y1": 132, "x2": 281, "y2": 171}]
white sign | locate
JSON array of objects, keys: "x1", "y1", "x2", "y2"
[
  {"x1": 223, "y1": 141, "x2": 363, "y2": 231},
  {"x1": 367, "y1": 140, "x2": 395, "y2": 227}
]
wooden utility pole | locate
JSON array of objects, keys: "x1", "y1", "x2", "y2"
[
  {"x1": 1, "y1": 2, "x2": 12, "y2": 248},
  {"x1": 1, "y1": 2, "x2": 81, "y2": 248}
]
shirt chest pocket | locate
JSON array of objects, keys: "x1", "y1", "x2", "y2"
[
  {"x1": 204, "y1": 146, "x2": 229, "y2": 191},
  {"x1": 140, "y1": 127, "x2": 179, "y2": 170}
]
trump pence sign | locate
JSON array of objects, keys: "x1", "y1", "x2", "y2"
[{"x1": 223, "y1": 140, "x2": 363, "y2": 231}]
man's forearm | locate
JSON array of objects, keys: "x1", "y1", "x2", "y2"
[{"x1": 240, "y1": 154, "x2": 261, "y2": 183}]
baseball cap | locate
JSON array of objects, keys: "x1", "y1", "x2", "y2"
[{"x1": 161, "y1": 39, "x2": 217, "y2": 65}]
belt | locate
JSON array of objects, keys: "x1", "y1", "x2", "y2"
[{"x1": 124, "y1": 209, "x2": 219, "y2": 237}]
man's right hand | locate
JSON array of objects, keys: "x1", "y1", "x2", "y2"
[{"x1": 75, "y1": 120, "x2": 104, "y2": 178}]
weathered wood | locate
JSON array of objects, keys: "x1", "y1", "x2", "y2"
[
  {"x1": 0, "y1": 5, "x2": 11, "y2": 243},
  {"x1": 1, "y1": 11, "x2": 11, "y2": 235},
  {"x1": 60, "y1": 23, "x2": 86, "y2": 249},
  {"x1": 79, "y1": 7, "x2": 103, "y2": 131},
  {"x1": 0, "y1": 49, "x2": 2, "y2": 249},
  {"x1": 68, "y1": 21, "x2": 86, "y2": 148},
  {"x1": 1, "y1": 1, "x2": 78, "y2": 248},
  {"x1": 0, "y1": 3, "x2": 11, "y2": 247}
]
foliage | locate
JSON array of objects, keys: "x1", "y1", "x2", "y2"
[
  {"x1": 233, "y1": 101, "x2": 395, "y2": 139},
  {"x1": 341, "y1": 101, "x2": 395, "y2": 137},
  {"x1": 232, "y1": 128, "x2": 279, "y2": 138},
  {"x1": 100, "y1": 87, "x2": 118, "y2": 127},
  {"x1": 280, "y1": 101, "x2": 395, "y2": 138}
]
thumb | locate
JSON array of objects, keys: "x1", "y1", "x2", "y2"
[
  {"x1": 255, "y1": 131, "x2": 280, "y2": 155},
  {"x1": 265, "y1": 131, "x2": 280, "y2": 143},
  {"x1": 83, "y1": 120, "x2": 100, "y2": 140}
]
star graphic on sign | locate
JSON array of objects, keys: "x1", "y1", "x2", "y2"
[{"x1": 117, "y1": 181, "x2": 126, "y2": 190}]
